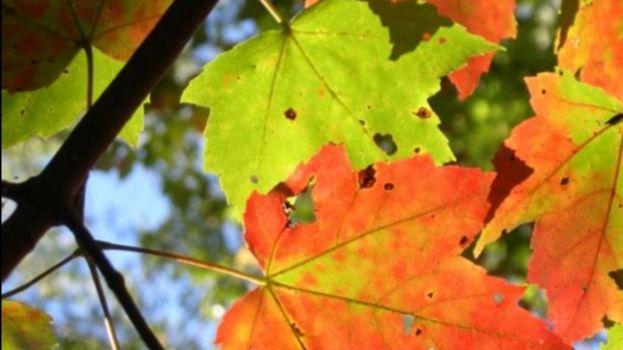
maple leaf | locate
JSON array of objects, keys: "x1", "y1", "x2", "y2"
[
  {"x1": 216, "y1": 145, "x2": 568, "y2": 349},
  {"x1": 476, "y1": 72, "x2": 623, "y2": 342},
  {"x1": 1, "y1": 0, "x2": 171, "y2": 148},
  {"x1": 557, "y1": 0, "x2": 623, "y2": 101},
  {"x1": 2, "y1": 300, "x2": 57, "y2": 350},
  {"x1": 425, "y1": 0, "x2": 517, "y2": 99},
  {"x1": 602, "y1": 323, "x2": 623, "y2": 350},
  {"x1": 303, "y1": 0, "x2": 516, "y2": 99},
  {"x1": 183, "y1": 0, "x2": 497, "y2": 218},
  {"x1": 1, "y1": 49, "x2": 142, "y2": 148},
  {"x1": 2, "y1": 0, "x2": 171, "y2": 91}
]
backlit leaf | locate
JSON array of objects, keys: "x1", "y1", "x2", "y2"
[
  {"x1": 2, "y1": 0, "x2": 171, "y2": 91},
  {"x1": 184, "y1": 0, "x2": 497, "y2": 218},
  {"x1": 557, "y1": 0, "x2": 623, "y2": 100},
  {"x1": 2, "y1": 300, "x2": 57, "y2": 350},
  {"x1": 477, "y1": 72, "x2": 623, "y2": 342},
  {"x1": 1, "y1": 0, "x2": 171, "y2": 148},
  {"x1": 216, "y1": 145, "x2": 568, "y2": 349},
  {"x1": 2, "y1": 50, "x2": 143, "y2": 148},
  {"x1": 602, "y1": 323, "x2": 623, "y2": 350},
  {"x1": 425, "y1": 0, "x2": 517, "y2": 99}
]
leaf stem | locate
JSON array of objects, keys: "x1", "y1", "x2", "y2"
[
  {"x1": 87, "y1": 259, "x2": 120, "y2": 350},
  {"x1": 259, "y1": 0, "x2": 289, "y2": 28},
  {"x1": 97, "y1": 241, "x2": 266, "y2": 286},
  {"x1": 84, "y1": 44, "x2": 94, "y2": 108},
  {"x1": 1, "y1": 250, "x2": 81, "y2": 299}
]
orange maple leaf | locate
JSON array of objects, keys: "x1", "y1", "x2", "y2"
[{"x1": 217, "y1": 145, "x2": 568, "y2": 349}]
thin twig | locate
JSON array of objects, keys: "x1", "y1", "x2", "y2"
[
  {"x1": 259, "y1": 0, "x2": 289, "y2": 27},
  {"x1": 1, "y1": 250, "x2": 81, "y2": 299},
  {"x1": 83, "y1": 44, "x2": 94, "y2": 108},
  {"x1": 87, "y1": 259, "x2": 120, "y2": 350},
  {"x1": 98, "y1": 241, "x2": 266, "y2": 286},
  {"x1": 64, "y1": 214, "x2": 163, "y2": 350}
]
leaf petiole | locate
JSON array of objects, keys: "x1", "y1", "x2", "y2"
[{"x1": 97, "y1": 241, "x2": 266, "y2": 286}]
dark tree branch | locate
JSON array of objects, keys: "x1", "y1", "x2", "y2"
[{"x1": 2, "y1": 0, "x2": 220, "y2": 280}]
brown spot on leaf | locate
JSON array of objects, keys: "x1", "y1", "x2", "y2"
[
  {"x1": 560, "y1": 177, "x2": 570, "y2": 186},
  {"x1": 606, "y1": 113, "x2": 623, "y2": 125},
  {"x1": 459, "y1": 236, "x2": 469, "y2": 246},
  {"x1": 414, "y1": 147, "x2": 421, "y2": 154},
  {"x1": 291, "y1": 323, "x2": 305, "y2": 337},
  {"x1": 426, "y1": 291, "x2": 434, "y2": 299},
  {"x1": 439, "y1": 37, "x2": 446, "y2": 44},
  {"x1": 414, "y1": 107, "x2": 432, "y2": 119},
  {"x1": 284, "y1": 108, "x2": 297, "y2": 120},
  {"x1": 384, "y1": 183, "x2": 394, "y2": 191},
  {"x1": 250, "y1": 175, "x2": 258, "y2": 184},
  {"x1": 415, "y1": 328, "x2": 423, "y2": 336},
  {"x1": 358, "y1": 165, "x2": 376, "y2": 189}
]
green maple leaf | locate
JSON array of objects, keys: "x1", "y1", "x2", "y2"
[
  {"x1": 183, "y1": 0, "x2": 498, "y2": 218},
  {"x1": 2, "y1": 50, "x2": 142, "y2": 148}
]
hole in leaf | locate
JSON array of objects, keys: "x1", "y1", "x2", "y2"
[
  {"x1": 402, "y1": 314, "x2": 414, "y2": 334},
  {"x1": 492, "y1": 293, "x2": 504, "y2": 304},
  {"x1": 415, "y1": 328, "x2": 423, "y2": 336},
  {"x1": 284, "y1": 108, "x2": 297, "y2": 120},
  {"x1": 426, "y1": 291, "x2": 434, "y2": 299},
  {"x1": 285, "y1": 180, "x2": 316, "y2": 225},
  {"x1": 414, "y1": 147, "x2": 421, "y2": 154},
  {"x1": 560, "y1": 177, "x2": 570, "y2": 186},
  {"x1": 608, "y1": 269, "x2": 622, "y2": 289},
  {"x1": 358, "y1": 165, "x2": 376, "y2": 189},
  {"x1": 373, "y1": 133, "x2": 397, "y2": 156}
]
